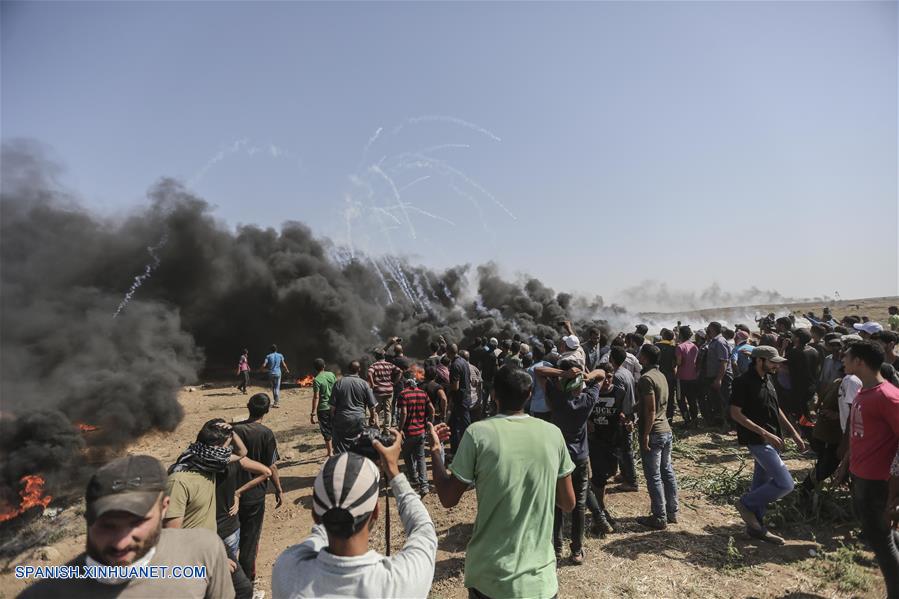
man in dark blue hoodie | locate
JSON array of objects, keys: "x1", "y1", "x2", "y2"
[{"x1": 536, "y1": 359, "x2": 605, "y2": 565}]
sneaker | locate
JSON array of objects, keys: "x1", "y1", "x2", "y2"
[
  {"x1": 618, "y1": 482, "x2": 639, "y2": 492},
  {"x1": 734, "y1": 499, "x2": 762, "y2": 531},
  {"x1": 747, "y1": 526, "x2": 785, "y2": 545},
  {"x1": 570, "y1": 549, "x2": 586, "y2": 565},
  {"x1": 636, "y1": 515, "x2": 667, "y2": 530},
  {"x1": 666, "y1": 512, "x2": 678, "y2": 524},
  {"x1": 272, "y1": 403, "x2": 280, "y2": 409},
  {"x1": 418, "y1": 487, "x2": 430, "y2": 498}
]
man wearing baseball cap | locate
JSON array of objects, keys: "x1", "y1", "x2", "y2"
[
  {"x1": 729, "y1": 346, "x2": 805, "y2": 545},
  {"x1": 19, "y1": 455, "x2": 234, "y2": 598},
  {"x1": 271, "y1": 431, "x2": 437, "y2": 598},
  {"x1": 854, "y1": 321, "x2": 884, "y2": 339}
]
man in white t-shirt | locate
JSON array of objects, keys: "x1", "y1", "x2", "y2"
[{"x1": 838, "y1": 335, "x2": 864, "y2": 431}]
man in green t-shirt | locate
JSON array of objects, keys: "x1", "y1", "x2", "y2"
[
  {"x1": 311, "y1": 358, "x2": 338, "y2": 458},
  {"x1": 429, "y1": 365, "x2": 576, "y2": 599}
]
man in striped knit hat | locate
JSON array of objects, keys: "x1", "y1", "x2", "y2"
[{"x1": 271, "y1": 432, "x2": 437, "y2": 598}]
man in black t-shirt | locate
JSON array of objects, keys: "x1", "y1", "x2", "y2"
[
  {"x1": 730, "y1": 346, "x2": 805, "y2": 545},
  {"x1": 232, "y1": 393, "x2": 283, "y2": 582},
  {"x1": 390, "y1": 344, "x2": 414, "y2": 424},
  {"x1": 536, "y1": 360, "x2": 605, "y2": 564},
  {"x1": 447, "y1": 343, "x2": 471, "y2": 454},
  {"x1": 657, "y1": 329, "x2": 678, "y2": 423},
  {"x1": 586, "y1": 363, "x2": 622, "y2": 536},
  {"x1": 216, "y1": 457, "x2": 272, "y2": 599},
  {"x1": 784, "y1": 328, "x2": 820, "y2": 423},
  {"x1": 423, "y1": 366, "x2": 448, "y2": 423},
  {"x1": 479, "y1": 338, "x2": 500, "y2": 416}
]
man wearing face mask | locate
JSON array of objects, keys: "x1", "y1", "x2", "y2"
[{"x1": 18, "y1": 454, "x2": 234, "y2": 599}]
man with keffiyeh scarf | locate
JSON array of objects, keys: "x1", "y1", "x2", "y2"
[
  {"x1": 164, "y1": 419, "x2": 248, "y2": 531},
  {"x1": 164, "y1": 419, "x2": 272, "y2": 599}
]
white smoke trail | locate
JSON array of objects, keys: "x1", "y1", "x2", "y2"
[
  {"x1": 411, "y1": 270, "x2": 435, "y2": 314},
  {"x1": 369, "y1": 256, "x2": 395, "y2": 303},
  {"x1": 381, "y1": 203, "x2": 456, "y2": 226},
  {"x1": 381, "y1": 256, "x2": 417, "y2": 307},
  {"x1": 113, "y1": 233, "x2": 169, "y2": 318},
  {"x1": 362, "y1": 127, "x2": 383, "y2": 158},
  {"x1": 391, "y1": 153, "x2": 516, "y2": 220},
  {"x1": 450, "y1": 183, "x2": 492, "y2": 236},
  {"x1": 371, "y1": 206, "x2": 403, "y2": 225},
  {"x1": 188, "y1": 139, "x2": 300, "y2": 187},
  {"x1": 399, "y1": 175, "x2": 431, "y2": 192},
  {"x1": 442, "y1": 282, "x2": 455, "y2": 303},
  {"x1": 418, "y1": 143, "x2": 471, "y2": 154},
  {"x1": 396, "y1": 116, "x2": 502, "y2": 143},
  {"x1": 369, "y1": 164, "x2": 415, "y2": 239},
  {"x1": 188, "y1": 139, "x2": 248, "y2": 187}
]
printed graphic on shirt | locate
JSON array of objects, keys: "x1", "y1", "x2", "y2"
[
  {"x1": 589, "y1": 395, "x2": 617, "y2": 427},
  {"x1": 851, "y1": 401, "x2": 864, "y2": 438}
]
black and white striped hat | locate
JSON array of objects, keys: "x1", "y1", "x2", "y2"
[{"x1": 312, "y1": 452, "x2": 380, "y2": 535}]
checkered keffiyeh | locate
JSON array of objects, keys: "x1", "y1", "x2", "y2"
[{"x1": 168, "y1": 442, "x2": 232, "y2": 474}]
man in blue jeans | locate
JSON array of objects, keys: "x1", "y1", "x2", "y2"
[
  {"x1": 261, "y1": 344, "x2": 290, "y2": 408},
  {"x1": 635, "y1": 344, "x2": 679, "y2": 530},
  {"x1": 730, "y1": 345, "x2": 805, "y2": 544}
]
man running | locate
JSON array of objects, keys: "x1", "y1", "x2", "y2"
[{"x1": 731, "y1": 346, "x2": 805, "y2": 544}]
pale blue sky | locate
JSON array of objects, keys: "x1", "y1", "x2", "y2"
[{"x1": 3, "y1": 1, "x2": 896, "y2": 305}]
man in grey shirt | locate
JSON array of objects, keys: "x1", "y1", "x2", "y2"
[
  {"x1": 330, "y1": 361, "x2": 379, "y2": 454},
  {"x1": 704, "y1": 321, "x2": 734, "y2": 430},
  {"x1": 609, "y1": 346, "x2": 639, "y2": 491},
  {"x1": 272, "y1": 433, "x2": 436, "y2": 599}
]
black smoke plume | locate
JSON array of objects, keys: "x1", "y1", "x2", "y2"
[
  {"x1": 0, "y1": 141, "x2": 616, "y2": 501},
  {"x1": 0, "y1": 142, "x2": 202, "y2": 507}
]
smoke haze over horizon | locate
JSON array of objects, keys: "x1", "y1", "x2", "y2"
[{"x1": 0, "y1": 139, "x2": 878, "y2": 500}]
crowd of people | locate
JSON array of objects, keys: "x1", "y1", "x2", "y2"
[{"x1": 18, "y1": 308, "x2": 899, "y2": 599}]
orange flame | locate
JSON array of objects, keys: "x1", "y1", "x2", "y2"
[
  {"x1": 0, "y1": 475, "x2": 52, "y2": 522},
  {"x1": 76, "y1": 422, "x2": 99, "y2": 432},
  {"x1": 297, "y1": 375, "x2": 314, "y2": 387},
  {"x1": 411, "y1": 364, "x2": 425, "y2": 382}
]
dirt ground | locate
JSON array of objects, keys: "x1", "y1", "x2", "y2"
[
  {"x1": 1, "y1": 383, "x2": 887, "y2": 599},
  {"x1": 4, "y1": 295, "x2": 898, "y2": 598}
]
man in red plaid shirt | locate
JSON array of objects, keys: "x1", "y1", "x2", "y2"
[
  {"x1": 397, "y1": 374, "x2": 434, "y2": 496},
  {"x1": 368, "y1": 349, "x2": 401, "y2": 427}
]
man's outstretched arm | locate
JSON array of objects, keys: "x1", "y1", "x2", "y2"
[{"x1": 427, "y1": 423, "x2": 468, "y2": 507}]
